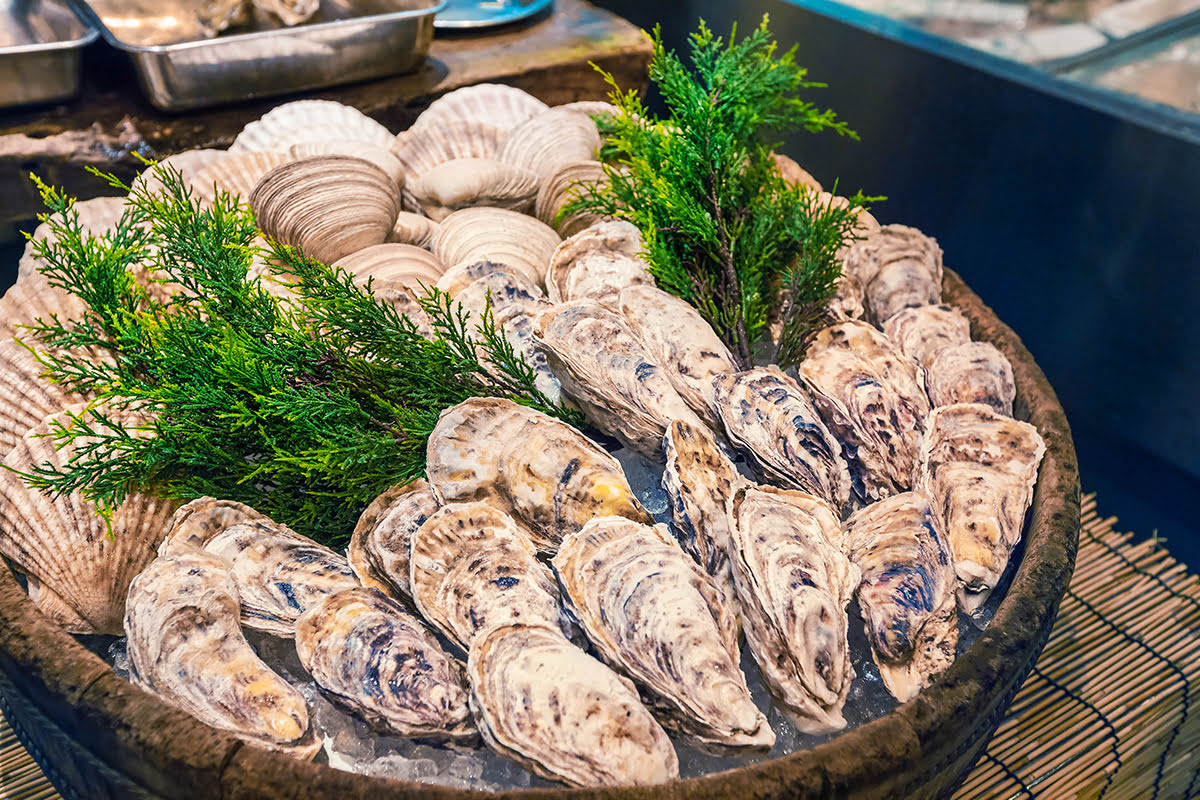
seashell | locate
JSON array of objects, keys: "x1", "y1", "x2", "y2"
[
  {"x1": 553, "y1": 516, "x2": 772, "y2": 751},
  {"x1": 434, "y1": 259, "x2": 522, "y2": 298},
  {"x1": 0, "y1": 338, "x2": 74, "y2": 458},
  {"x1": 712, "y1": 366, "x2": 851, "y2": 512},
  {"x1": 390, "y1": 120, "x2": 506, "y2": 181},
  {"x1": 617, "y1": 284, "x2": 736, "y2": 429},
  {"x1": 413, "y1": 84, "x2": 549, "y2": 132},
  {"x1": 425, "y1": 397, "x2": 650, "y2": 553},
  {"x1": 918, "y1": 403, "x2": 1045, "y2": 614},
  {"x1": 549, "y1": 218, "x2": 643, "y2": 262},
  {"x1": 926, "y1": 341, "x2": 1016, "y2": 416},
  {"x1": 818, "y1": 191, "x2": 881, "y2": 236},
  {"x1": 347, "y1": 479, "x2": 439, "y2": 599},
  {"x1": 535, "y1": 159, "x2": 608, "y2": 237},
  {"x1": 799, "y1": 321, "x2": 931, "y2": 506},
  {"x1": 545, "y1": 220, "x2": 653, "y2": 304},
  {"x1": 727, "y1": 485, "x2": 860, "y2": 734},
  {"x1": 190, "y1": 151, "x2": 293, "y2": 205},
  {"x1": 374, "y1": 284, "x2": 436, "y2": 337},
  {"x1": 250, "y1": 156, "x2": 401, "y2": 266},
  {"x1": 497, "y1": 108, "x2": 602, "y2": 179},
  {"x1": 842, "y1": 224, "x2": 943, "y2": 325},
  {"x1": 0, "y1": 411, "x2": 178, "y2": 634},
  {"x1": 252, "y1": 0, "x2": 318, "y2": 26},
  {"x1": 829, "y1": 271, "x2": 865, "y2": 321},
  {"x1": 389, "y1": 211, "x2": 440, "y2": 249},
  {"x1": 454, "y1": 265, "x2": 545, "y2": 316},
  {"x1": 883, "y1": 304, "x2": 971, "y2": 370},
  {"x1": 468, "y1": 623, "x2": 679, "y2": 787},
  {"x1": 332, "y1": 243, "x2": 445, "y2": 291},
  {"x1": 410, "y1": 158, "x2": 539, "y2": 221},
  {"x1": 287, "y1": 140, "x2": 406, "y2": 188},
  {"x1": 772, "y1": 152, "x2": 822, "y2": 192},
  {"x1": 433, "y1": 207, "x2": 560, "y2": 288},
  {"x1": 125, "y1": 551, "x2": 318, "y2": 756},
  {"x1": 294, "y1": 587, "x2": 476, "y2": 741},
  {"x1": 555, "y1": 100, "x2": 621, "y2": 120},
  {"x1": 130, "y1": 150, "x2": 231, "y2": 200},
  {"x1": 230, "y1": 100, "x2": 394, "y2": 154},
  {"x1": 844, "y1": 491, "x2": 958, "y2": 702},
  {"x1": 196, "y1": 0, "x2": 250, "y2": 37},
  {"x1": 409, "y1": 501, "x2": 570, "y2": 652},
  {"x1": 159, "y1": 496, "x2": 271, "y2": 555}
]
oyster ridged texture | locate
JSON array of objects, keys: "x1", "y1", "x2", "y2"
[
  {"x1": 662, "y1": 419, "x2": 745, "y2": 625},
  {"x1": 409, "y1": 501, "x2": 571, "y2": 652},
  {"x1": 799, "y1": 321, "x2": 931, "y2": 507},
  {"x1": 842, "y1": 224, "x2": 943, "y2": 326},
  {"x1": 533, "y1": 299, "x2": 708, "y2": 459},
  {"x1": 712, "y1": 366, "x2": 851, "y2": 512},
  {"x1": 426, "y1": 397, "x2": 650, "y2": 553},
  {"x1": 918, "y1": 403, "x2": 1045, "y2": 614},
  {"x1": 125, "y1": 551, "x2": 316, "y2": 756},
  {"x1": 294, "y1": 587, "x2": 475, "y2": 741},
  {"x1": 159, "y1": 496, "x2": 272, "y2": 554},
  {"x1": 553, "y1": 516, "x2": 772, "y2": 751},
  {"x1": 468, "y1": 623, "x2": 679, "y2": 787},
  {"x1": 545, "y1": 219, "x2": 653, "y2": 304},
  {"x1": 882, "y1": 303, "x2": 971, "y2": 370},
  {"x1": 348, "y1": 479, "x2": 440, "y2": 599},
  {"x1": 926, "y1": 341, "x2": 1017, "y2": 416},
  {"x1": 843, "y1": 492, "x2": 958, "y2": 702},
  {"x1": 727, "y1": 486, "x2": 860, "y2": 734}
]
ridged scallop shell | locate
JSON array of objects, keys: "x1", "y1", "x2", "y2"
[
  {"x1": 410, "y1": 158, "x2": 539, "y2": 221},
  {"x1": 230, "y1": 100, "x2": 394, "y2": 154},
  {"x1": 0, "y1": 412, "x2": 178, "y2": 634},
  {"x1": 533, "y1": 300, "x2": 707, "y2": 459},
  {"x1": 252, "y1": 0, "x2": 318, "y2": 26},
  {"x1": 388, "y1": 212, "x2": 440, "y2": 249},
  {"x1": 348, "y1": 479, "x2": 439, "y2": 599},
  {"x1": 555, "y1": 100, "x2": 621, "y2": 119},
  {"x1": 497, "y1": 108, "x2": 601, "y2": 179},
  {"x1": 545, "y1": 220, "x2": 652, "y2": 304},
  {"x1": 159, "y1": 496, "x2": 271, "y2": 554},
  {"x1": 0, "y1": 276, "x2": 85, "y2": 345},
  {"x1": 727, "y1": 485, "x2": 860, "y2": 734},
  {"x1": 927, "y1": 341, "x2": 1016, "y2": 416},
  {"x1": 468, "y1": 623, "x2": 679, "y2": 787},
  {"x1": 332, "y1": 243, "x2": 445, "y2": 290},
  {"x1": 842, "y1": 224, "x2": 943, "y2": 325},
  {"x1": 191, "y1": 151, "x2": 294, "y2": 205},
  {"x1": 287, "y1": 140, "x2": 406, "y2": 188},
  {"x1": 771, "y1": 152, "x2": 822, "y2": 192},
  {"x1": 125, "y1": 551, "x2": 317, "y2": 756},
  {"x1": 251, "y1": 156, "x2": 401, "y2": 265},
  {"x1": 712, "y1": 367, "x2": 851, "y2": 511},
  {"x1": 409, "y1": 501, "x2": 569, "y2": 652},
  {"x1": 413, "y1": 84, "x2": 549, "y2": 132},
  {"x1": 918, "y1": 403, "x2": 1045, "y2": 613},
  {"x1": 535, "y1": 160, "x2": 608, "y2": 237},
  {"x1": 433, "y1": 207, "x2": 560, "y2": 288},
  {"x1": 294, "y1": 587, "x2": 475, "y2": 740},
  {"x1": 0, "y1": 338, "x2": 73, "y2": 457},
  {"x1": 425, "y1": 398, "x2": 650, "y2": 553},
  {"x1": 882, "y1": 304, "x2": 971, "y2": 370},
  {"x1": 391, "y1": 120, "x2": 505, "y2": 179},
  {"x1": 553, "y1": 516, "x2": 772, "y2": 751},
  {"x1": 130, "y1": 150, "x2": 231, "y2": 200}
]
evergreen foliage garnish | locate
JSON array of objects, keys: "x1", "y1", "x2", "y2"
[
  {"x1": 568, "y1": 17, "x2": 878, "y2": 368},
  {"x1": 17, "y1": 167, "x2": 580, "y2": 546}
]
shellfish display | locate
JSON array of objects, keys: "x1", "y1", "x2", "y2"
[
  {"x1": 841, "y1": 224, "x2": 943, "y2": 325},
  {"x1": 926, "y1": 341, "x2": 1017, "y2": 416},
  {"x1": 347, "y1": 479, "x2": 440, "y2": 599},
  {"x1": 544, "y1": 219, "x2": 653, "y2": 304}
]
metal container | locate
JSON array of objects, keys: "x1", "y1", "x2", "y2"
[
  {"x1": 0, "y1": 0, "x2": 97, "y2": 108},
  {"x1": 67, "y1": 0, "x2": 445, "y2": 111}
]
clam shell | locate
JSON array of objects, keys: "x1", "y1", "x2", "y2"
[
  {"x1": 230, "y1": 100, "x2": 394, "y2": 154},
  {"x1": 0, "y1": 338, "x2": 74, "y2": 458},
  {"x1": 467, "y1": 623, "x2": 679, "y2": 787},
  {"x1": 434, "y1": 259, "x2": 523, "y2": 298},
  {"x1": 294, "y1": 587, "x2": 475, "y2": 740},
  {"x1": 433, "y1": 207, "x2": 560, "y2": 288},
  {"x1": 425, "y1": 397, "x2": 650, "y2": 553},
  {"x1": 191, "y1": 151, "x2": 293, "y2": 205},
  {"x1": 926, "y1": 341, "x2": 1016, "y2": 416},
  {"x1": 497, "y1": 108, "x2": 602, "y2": 179},
  {"x1": 553, "y1": 516, "x2": 772, "y2": 751},
  {"x1": 287, "y1": 140, "x2": 406, "y2": 188},
  {"x1": 130, "y1": 150, "x2": 231, "y2": 200},
  {"x1": 882, "y1": 304, "x2": 971, "y2": 370},
  {"x1": 844, "y1": 491, "x2": 957, "y2": 702},
  {"x1": 727, "y1": 485, "x2": 860, "y2": 734},
  {"x1": 252, "y1": 0, "x2": 317, "y2": 26},
  {"x1": 125, "y1": 551, "x2": 318, "y2": 756},
  {"x1": 388, "y1": 212, "x2": 440, "y2": 249},
  {"x1": 409, "y1": 501, "x2": 569, "y2": 652},
  {"x1": 332, "y1": 243, "x2": 445, "y2": 290},
  {"x1": 159, "y1": 496, "x2": 272, "y2": 555},
  {"x1": 534, "y1": 160, "x2": 608, "y2": 237},
  {"x1": 347, "y1": 479, "x2": 439, "y2": 599},
  {"x1": 391, "y1": 119, "x2": 505, "y2": 178},
  {"x1": 772, "y1": 152, "x2": 822, "y2": 192},
  {"x1": 410, "y1": 158, "x2": 539, "y2": 221},
  {"x1": 413, "y1": 84, "x2": 549, "y2": 132},
  {"x1": 250, "y1": 156, "x2": 401, "y2": 265}
]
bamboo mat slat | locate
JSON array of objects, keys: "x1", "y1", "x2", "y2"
[{"x1": 1, "y1": 494, "x2": 1198, "y2": 800}]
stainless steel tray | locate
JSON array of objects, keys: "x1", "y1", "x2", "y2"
[
  {"x1": 0, "y1": 0, "x2": 97, "y2": 108},
  {"x1": 68, "y1": 0, "x2": 445, "y2": 112}
]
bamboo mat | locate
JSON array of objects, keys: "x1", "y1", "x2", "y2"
[{"x1": 1, "y1": 494, "x2": 1197, "y2": 799}]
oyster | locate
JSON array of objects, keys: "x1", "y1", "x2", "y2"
[
  {"x1": 544, "y1": 219, "x2": 652, "y2": 304},
  {"x1": 409, "y1": 501, "x2": 570, "y2": 652},
  {"x1": 294, "y1": 587, "x2": 475, "y2": 741},
  {"x1": 412, "y1": 84, "x2": 548, "y2": 133},
  {"x1": 230, "y1": 100, "x2": 395, "y2": 154},
  {"x1": 433, "y1": 207, "x2": 560, "y2": 289},
  {"x1": 196, "y1": 0, "x2": 249, "y2": 37},
  {"x1": 553, "y1": 517, "x2": 772, "y2": 751},
  {"x1": 434, "y1": 259, "x2": 524, "y2": 298},
  {"x1": 533, "y1": 299, "x2": 707, "y2": 459},
  {"x1": 410, "y1": 158, "x2": 539, "y2": 221},
  {"x1": 712, "y1": 366, "x2": 851, "y2": 512},
  {"x1": 159, "y1": 496, "x2": 271, "y2": 554},
  {"x1": 918, "y1": 403, "x2": 1045, "y2": 613},
  {"x1": 926, "y1": 341, "x2": 1016, "y2": 416},
  {"x1": 252, "y1": 0, "x2": 318, "y2": 26},
  {"x1": 842, "y1": 224, "x2": 943, "y2": 325},
  {"x1": 425, "y1": 397, "x2": 650, "y2": 553},
  {"x1": 771, "y1": 152, "x2": 822, "y2": 191},
  {"x1": 882, "y1": 304, "x2": 971, "y2": 370},
  {"x1": 468, "y1": 623, "x2": 679, "y2": 787},
  {"x1": 497, "y1": 107, "x2": 602, "y2": 179},
  {"x1": 125, "y1": 551, "x2": 317, "y2": 756},
  {"x1": 843, "y1": 492, "x2": 958, "y2": 702},
  {"x1": 727, "y1": 486, "x2": 860, "y2": 734},
  {"x1": 347, "y1": 479, "x2": 439, "y2": 599}
]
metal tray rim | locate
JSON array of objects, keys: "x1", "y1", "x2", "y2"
[
  {"x1": 69, "y1": 0, "x2": 445, "y2": 54},
  {"x1": 0, "y1": 24, "x2": 98, "y2": 56}
]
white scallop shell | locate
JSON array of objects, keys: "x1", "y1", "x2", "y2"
[
  {"x1": 229, "y1": 100, "x2": 394, "y2": 154},
  {"x1": 0, "y1": 338, "x2": 74, "y2": 458},
  {"x1": 413, "y1": 84, "x2": 549, "y2": 132},
  {"x1": 19, "y1": 196, "x2": 127, "y2": 283},
  {"x1": 130, "y1": 150, "x2": 231, "y2": 200},
  {"x1": 190, "y1": 151, "x2": 294, "y2": 205},
  {"x1": 0, "y1": 277, "x2": 89, "y2": 357},
  {"x1": 390, "y1": 120, "x2": 505, "y2": 179},
  {"x1": 433, "y1": 207, "x2": 560, "y2": 288},
  {"x1": 497, "y1": 108, "x2": 602, "y2": 179}
]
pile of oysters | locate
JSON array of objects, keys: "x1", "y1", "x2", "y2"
[{"x1": 0, "y1": 85, "x2": 1045, "y2": 788}]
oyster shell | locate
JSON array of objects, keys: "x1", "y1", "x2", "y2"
[
  {"x1": 433, "y1": 207, "x2": 560, "y2": 288},
  {"x1": 287, "y1": 141, "x2": 406, "y2": 188},
  {"x1": 159, "y1": 496, "x2": 271, "y2": 554},
  {"x1": 410, "y1": 158, "x2": 539, "y2": 221},
  {"x1": 497, "y1": 108, "x2": 602, "y2": 179},
  {"x1": 409, "y1": 501, "x2": 570, "y2": 651},
  {"x1": 468, "y1": 623, "x2": 679, "y2": 787},
  {"x1": 544, "y1": 219, "x2": 650, "y2": 304},
  {"x1": 553, "y1": 516, "x2": 772, "y2": 750},
  {"x1": 842, "y1": 224, "x2": 943, "y2": 325},
  {"x1": 535, "y1": 160, "x2": 608, "y2": 237},
  {"x1": 425, "y1": 397, "x2": 650, "y2": 552},
  {"x1": 196, "y1": 0, "x2": 249, "y2": 37},
  {"x1": 727, "y1": 485, "x2": 860, "y2": 733},
  {"x1": 388, "y1": 211, "x2": 440, "y2": 249},
  {"x1": 294, "y1": 587, "x2": 475, "y2": 741},
  {"x1": 843, "y1": 491, "x2": 958, "y2": 702},
  {"x1": 926, "y1": 341, "x2": 1016, "y2": 416},
  {"x1": 712, "y1": 366, "x2": 851, "y2": 511},
  {"x1": 434, "y1": 259, "x2": 523, "y2": 298},
  {"x1": 252, "y1": 0, "x2": 317, "y2": 26},
  {"x1": 412, "y1": 84, "x2": 549, "y2": 133},
  {"x1": 230, "y1": 100, "x2": 394, "y2": 154},
  {"x1": 125, "y1": 551, "x2": 317, "y2": 756},
  {"x1": 347, "y1": 479, "x2": 440, "y2": 599},
  {"x1": 918, "y1": 403, "x2": 1045, "y2": 613},
  {"x1": 771, "y1": 152, "x2": 822, "y2": 192},
  {"x1": 882, "y1": 304, "x2": 971, "y2": 370}
]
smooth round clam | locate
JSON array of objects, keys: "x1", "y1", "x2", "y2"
[
  {"x1": 332, "y1": 243, "x2": 445, "y2": 290},
  {"x1": 410, "y1": 157, "x2": 539, "y2": 221},
  {"x1": 287, "y1": 140, "x2": 406, "y2": 188},
  {"x1": 412, "y1": 83, "x2": 549, "y2": 132},
  {"x1": 391, "y1": 119, "x2": 505, "y2": 178},
  {"x1": 347, "y1": 479, "x2": 439, "y2": 599},
  {"x1": 535, "y1": 159, "x2": 608, "y2": 237},
  {"x1": 433, "y1": 207, "x2": 560, "y2": 288},
  {"x1": 191, "y1": 151, "x2": 294, "y2": 205},
  {"x1": 497, "y1": 107, "x2": 602, "y2": 179},
  {"x1": 230, "y1": 99, "x2": 394, "y2": 154},
  {"x1": 388, "y1": 211, "x2": 440, "y2": 249}
]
